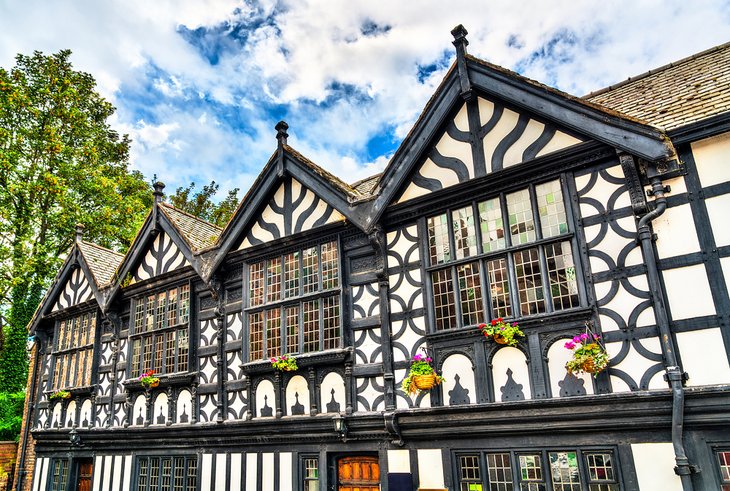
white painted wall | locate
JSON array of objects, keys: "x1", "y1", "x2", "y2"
[
  {"x1": 676, "y1": 328, "x2": 730, "y2": 385},
  {"x1": 417, "y1": 449, "x2": 445, "y2": 488},
  {"x1": 632, "y1": 443, "x2": 682, "y2": 491}
]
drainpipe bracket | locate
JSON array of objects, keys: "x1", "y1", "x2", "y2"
[{"x1": 674, "y1": 463, "x2": 700, "y2": 476}]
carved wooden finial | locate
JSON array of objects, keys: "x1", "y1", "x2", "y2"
[
  {"x1": 75, "y1": 223, "x2": 84, "y2": 242},
  {"x1": 275, "y1": 120, "x2": 289, "y2": 147},
  {"x1": 451, "y1": 24, "x2": 469, "y2": 56},
  {"x1": 153, "y1": 182, "x2": 165, "y2": 204}
]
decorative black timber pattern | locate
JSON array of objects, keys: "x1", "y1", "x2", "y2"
[
  {"x1": 575, "y1": 165, "x2": 665, "y2": 391},
  {"x1": 351, "y1": 283, "x2": 380, "y2": 319},
  {"x1": 397, "y1": 97, "x2": 584, "y2": 203},
  {"x1": 355, "y1": 376, "x2": 385, "y2": 412},
  {"x1": 225, "y1": 312, "x2": 245, "y2": 381},
  {"x1": 198, "y1": 317, "x2": 218, "y2": 422},
  {"x1": 52, "y1": 268, "x2": 93, "y2": 311},
  {"x1": 113, "y1": 336, "x2": 128, "y2": 427},
  {"x1": 132, "y1": 231, "x2": 188, "y2": 283},
  {"x1": 239, "y1": 177, "x2": 344, "y2": 249},
  {"x1": 387, "y1": 225, "x2": 430, "y2": 409},
  {"x1": 98, "y1": 340, "x2": 114, "y2": 398}
]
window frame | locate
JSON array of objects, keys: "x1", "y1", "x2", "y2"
[
  {"x1": 455, "y1": 447, "x2": 623, "y2": 491},
  {"x1": 127, "y1": 281, "x2": 192, "y2": 379},
  {"x1": 714, "y1": 448, "x2": 730, "y2": 490},
  {"x1": 50, "y1": 310, "x2": 99, "y2": 391},
  {"x1": 48, "y1": 457, "x2": 70, "y2": 491},
  {"x1": 133, "y1": 454, "x2": 199, "y2": 491},
  {"x1": 243, "y1": 237, "x2": 344, "y2": 362},
  {"x1": 300, "y1": 453, "x2": 321, "y2": 491},
  {"x1": 423, "y1": 173, "x2": 585, "y2": 333}
]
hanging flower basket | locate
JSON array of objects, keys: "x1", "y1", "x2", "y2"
[
  {"x1": 565, "y1": 323, "x2": 609, "y2": 376},
  {"x1": 271, "y1": 354, "x2": 298, "y2": 372},
  {"x1": 401, "y1": 349, "x2": 444, "y2": 395},
  {"x1": 49, "y1": 390, "x2": 71, "y2": 400},
  {"x1": 138, "y1": 369, "x2": 160, "y2": 389},
  {"x1": 479, "y1": 318, "x2": 524, "y2": 347}
]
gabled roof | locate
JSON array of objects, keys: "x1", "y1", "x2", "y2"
[
  {"x1": 351, "y1": 173, "x2": 381, "y2": 197},
  {"x1": 364, "y1": 28, "x2": 677, "y2": 231},
  {"x1": 585, "y1": 41, "x2": 730, "y2": 131},
  {"x1": 159, "y1": 203, "x2": 222, "y2": 251},
  {"x1": 77, "y1": 241, "x2": 124, "y2": 288},
  {"x1": 205, "y1": 139, "x2": 371, "y2": 282}
]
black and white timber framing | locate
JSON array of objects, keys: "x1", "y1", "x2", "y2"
[{"x1": 19, "y1": 27, "x2": 730, "y2": 491}]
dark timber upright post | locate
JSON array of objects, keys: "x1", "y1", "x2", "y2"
[{"x1": 276, "y1": 121, "x2": 288, "y2": 178}]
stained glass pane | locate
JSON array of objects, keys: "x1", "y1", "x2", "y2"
[
  {"x1": 428, "y1": 213, "x2": 452, "y2": 265},
  {"x1": 267, "y1": 258, "x2": 282, "y2": 303},
  {"x1": 285, "y1": 252, "x2": 300, "y2": 297},
  {"x1": 249, "y1": 312, "x2": 264, "y2": 360},
  {"x1": 487, "y1": 258, "x2": 512, "y2": 318},
  {"x1": 302, "y1": 247, "x2": 319, "y2": 294},
  {"x1": 453, "y1": 206, "x2": 478, "y2": 259},
  {"x1": 303, "y1": 300, "x2": 319, "y2": 353},
  {"x1": 286, "y1": 306, "x2": 299, "y2": 353},
  {"x1": 323, "y1": 295, "x2": 340, "y2": 350},
  {"x1": 506, "y1": 188, "x2": 536, "y2": 245},
  {"x1": 536, "y1": 179, "x2": 568, "y2": 238},
  {"x1": 250, "y1": 261, "x2": 265, "y2": 306},
  {"x1": 586, "y1": 453, "x2": 619, "y2": 490},
  {"x1": 321, "y1": 241, "x2": 339, "y2": 289},
  {"x1": 266, "y1": 308, "x2": 281, "y2": 358},
  {"x1": 179, "y1": 285, "x2": 190, "y2": 324},
  {"x1": 549, "y1": 452, "x2": 581, "y2": 491},
  {"x1": 479, "y1": 198, "x2": 506, "y2": 252}
]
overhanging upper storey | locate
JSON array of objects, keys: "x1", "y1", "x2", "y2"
[{"x1": 366, "y1": 25, "x2": 677, "y2": 231}]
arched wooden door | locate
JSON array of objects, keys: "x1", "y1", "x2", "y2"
[{"x1": 337, "y1": 456, "x2": 380, "y2": 491}]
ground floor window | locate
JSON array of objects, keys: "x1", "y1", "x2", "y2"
[
  {"x1": 718, "y1": 451, "x2": 730, "y2": 490},
  {"x1": 135, "y1": 455, "x2": 198, "y2": 491},
  {"x1": 302, "y1": 455, "x2": 320, "y2": 491},
  {"x1": 457, "y1": 449, "x2": 619, "y2": 490},
  {"x1": 49, "y1": 459, "x2": 69, "y2": 491}
]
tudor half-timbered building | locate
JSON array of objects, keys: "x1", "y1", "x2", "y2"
[{"x1": 16, "y1": 27, "x2": 730, "y2": 491}]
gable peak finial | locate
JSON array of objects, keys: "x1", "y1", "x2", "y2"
[
  {"x1": 153, "y1": 181, "x2": 165, "y2": 204},
  {"x1": 275, "y1": 120, "x2": 289, "y2": 147},
  {"x1": 451, "y1": 24, "x2": 469, "y2": 56},
  {"x1": 75, "y1": 223, "x2": 84, "y2": 242}
]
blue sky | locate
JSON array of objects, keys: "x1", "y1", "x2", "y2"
[{"x1": 2, "y1": 0, "x2": 730, "y2": 199}]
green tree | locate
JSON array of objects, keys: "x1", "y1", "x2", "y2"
[
  {"x1": 168, "y1": 181, "x2": 239, "y2": 228},
  {"x1": 0, "y1": 50, "x2": 152, "y2": 392}
]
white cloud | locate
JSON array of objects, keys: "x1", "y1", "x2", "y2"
[{"x1": 1, "y1": 0, "x2": 729, "y2": 199}]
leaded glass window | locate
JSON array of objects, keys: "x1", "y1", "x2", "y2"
[
  {"x1": 52, "y1": 312, "x2": 96, "y2": 390},
  {"x1": 130, "y1": 284, "x2": 190, "y2": 377},
  {"x1": 135, "y1": 456, "x2": 197, "y2": 491},
  {"x1": 303, "y1": 456, "x2": 320, "y2": 491},
  {"x1": 426, "y1": 177, "x2": 580, "y2": 331},
  {"x1": 246, "y1": 241, "x2": 341, "y2": 361}
]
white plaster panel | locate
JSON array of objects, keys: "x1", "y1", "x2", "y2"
[
  {"x1": 357, "y1": 330, "x2": 383, "y2": 364},
  {"x1": 32, "y1": 456, "x2": 44, "y2": 491},
  {"x1": 201, "y1": 355, "x2": 218, "y2": 383},
  {"x1": 301, "y1": 196, "x2": 344, "y2": 231},
  {"x1": 200, "y1": 453, "x2": 212, "y2": 491},
  {"x1": 112, "y1": 455, "x2": 122, "y2": 491},
  {"x1": 255, "y1": 379, "x2": 275, "y2": 418},
  {"x1": 391, "y1": 316, "x2": 426, "y2": 363},
  {"x1": 503, "y1": 119, "x2": 545, "y2": 168},
  {"x1": 436, "y1": 125, "x2": 474, "y2": 174},
  {"x1": 262, "y1": 453, "x2": 274, "y2": 491},
  {"x1": 535, "y1": 130, "x2": 583, "y2": 158},
  {"x1": 578, "y1": 166, "x2": 629, "y2": 217},
  {"x1": 397, "y1": 179, "x2": 429, "y2": 203},
  {"x1": 388, "y1": 274, "x2": 423, "y2": 314},
  {"x1": 386, "y1": 225, "x2": 419, "y2": 263},
  {"x1": 65, "y1": 401, "x2": 76, "y2": 427},
  {"x1": 215, "y1": 453, "x2": 227, "y2": 491},
  {"x1": 654, "y1": 203, "x2": 701, "y2": 257},
  {"x1": 547, "y1": 339, "x2": 594, "y2": 397},
  {"x1": 101, "y1": 456, "x2": 112, "y2": 491},
  {"x1": 152, "y1": 392, "x2": 168, "y2": 425},
  {"x1": 227, "y1": 390, "x2": 246, "y2": 421},
  {"x1": 398, "y1": 157, "x2": 459, "y2": 203},
  {"x1": 320, "y1": 372, "x2": 345, "y2": 413},
  {"x1": 246, "y1": 453, "x2": 257, "y2": 491},
  {"x1": 722, "y1": 257, "x2": 730, "y2": 292},
  {"x1": 483, "y1": 105, "x2": 520, "y2": 170},
  {"x1": 441, "y1": 353, "x2": 476, "y2": 406},
  {"x1": 492, "y1": 347, "x2": 532, "y2": 400},
  {"x1": 122, "y1": 455, "x2": 132, "y2": 491},
  {"x1": 228, "y1": 312, "x2": 243, "y2": 343},
  {"x1": 676, "y1": 328, "x2": 730, "y2": 386},
  {"x1": 279, "y1": 452, "x2": 293, "y2": 491},
  {"x1": 606, "y1": 337, "x2": 665, "y2": 391},
  {"x1": 80, "y1": 399, "x2": 93, "y2": 426},
  {"x1": 586, "y1": 217, "x2": 640, "y2": 273},
  {"x1": 387, "y1": 449, "x2": 410, "y2": 473},
  {"x1": 200, "y1": 319, "x2": 218, "y2": 346},
  {"x1": 705, "y1": 193, "x2": 730, "y2": 247},
  {"x1": 356, "y1": 376, "x2": 384, "y2": 412},
  {"x1": 262, "y1": 202, "x2": 285, "y2": 235},
  {"x1": 273, "y1": 181, "x2": 286, "y2": 208},
  {"x1": 132, "y1": 395, "x2": 146, "y2": 426},
  {"x1": 418, "y1": 449, "x2": 445, "y2": 489},
  {"x1": 631, "y1": 443, "x2": 682, "y2": 491},
  {"x1": 454, "y1": 103, "x2": 469, "y2": 132},
  {"x1": 91, "y1": 456, "x2": 102, "y2": 491},
  {"x1": 51, "y1": 403, "x2": 62, "y2": 428},
  {"x1": 663, "y1": 264, "x2": 716, "y2": 319},
  {"x1": 230, "y1": 453, "x2": 242, "y2": 491},
  {"x1": 691, "y1": 131, "x2": 730, "y2": 187},
  {"x1": 352, "y1": 285, "x2": 380, "y2": 319},
  {"x1": 176, "y1": 390, "x2": 192, "y2": 423},
  {"x1": 285, "y1": 375, "x2": 310, "y2": 416}
]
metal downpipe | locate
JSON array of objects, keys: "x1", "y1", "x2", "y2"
[{"x1": 637, "y1": 177, "x2": 694, "y2": 490}]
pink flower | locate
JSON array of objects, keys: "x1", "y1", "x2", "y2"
[
  {"x1": 573, "y1": 335, "x2": 581, "y2": 343},
  {"x1": 580, "y1": 333, "x2": 589, "y2": 341},
  {"x1": 565, "y1": 341, "x2": 576, "y2": 349},
  {"x1": 593, "y1": 334, "x2": 601, "y2": 340}
]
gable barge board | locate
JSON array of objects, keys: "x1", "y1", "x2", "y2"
[
  {"x1": 468, "y1": 63, "x2": 675, "y2": 162},
  {"x1": 384, "y1": 141, "x2": 615, "y2": 229},
  {"x1": 668, "y1": 111, "x2": 730, "y2": 145}
]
